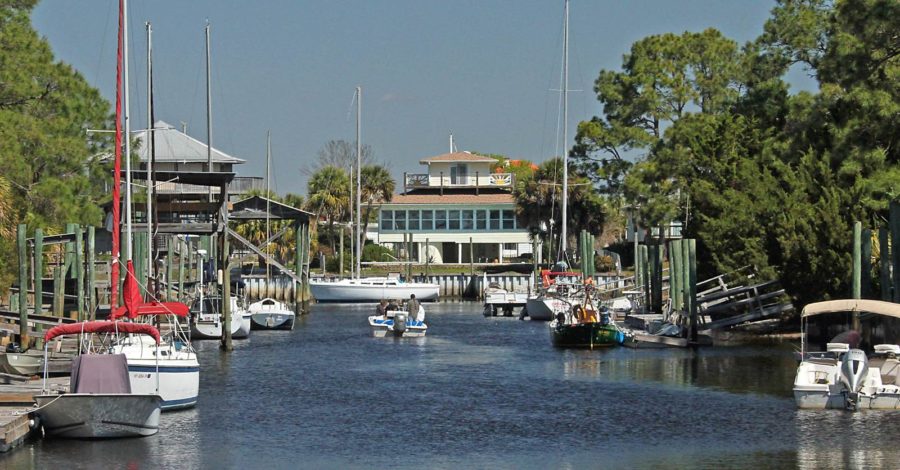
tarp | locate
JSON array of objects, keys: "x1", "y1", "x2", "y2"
[
  {"x1": 44, "y1": 321, "x2": 160, "y2": 344},
  {"x1": 70, "y1": 354, "x2": 132, "y2": 394}
]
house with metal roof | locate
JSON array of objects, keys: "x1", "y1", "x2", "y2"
[{"x1": 377, "y1": 151, "x2": 533, "y2": 264}]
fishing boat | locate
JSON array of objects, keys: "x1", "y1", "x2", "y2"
[
  {"x1": 793, "y1": 299, "x2": 900, "y2": 410},
  {"x1": 190, "y1": 295, "x2": 251, "y2": 340},
  {"x1": 248, "y1": 132, "x2": 296, "y2": 330},
  {"x1": 368, "y1": 305, "x2": 428, "y2": 337},
  {"x1": 0, "y1": 350, "x2": 72, "y2": 377},
  {"x1": 33, "y1": 321, "x2": 163, "y2": 439},
  {"x1": 548, "y1": 279, "x2": 627, "y2": 348}
]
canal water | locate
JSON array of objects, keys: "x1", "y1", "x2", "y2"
[{"x1": 4, "y1": 302, "x2": 900, "y2": 469}]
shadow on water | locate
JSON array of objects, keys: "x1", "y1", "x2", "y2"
[{"x1": 5, "y1": 301, "x2": 900, "y2": 469}]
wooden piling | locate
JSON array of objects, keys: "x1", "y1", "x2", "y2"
[
  {"x1": 880, "y1": 228, "x2": 891, "y2": 301},
  {"x1": 686, "y1": 239, "x2": 698, "y2": 344},
  {"x1": 891, "y1": 201, "x2": 900, "y2": 303},
  {"x1": 16, "y1": 225, "x2": 28, "y2": 347},
  {"x1": 641, "y1": 245, "x2": 650, "y2": 311},
  {"x1": 220, "y1": 233, "x2": 232, "y2": 351},
  {"x1": 178, "y1": 238, "x2": 186, "y2": 301},
  {"x1": 87, "y1": 226, "x2": 96, "y2": 318},
  {"x1": 75, "y1": 225, "x2": 84, "y2": 322},
  {"x1": 33, "y1": 229, "x2": 43, "y2": 316},
  {"x1": 853, "y1": 221, "x2": 862, "y2": 299},
  {"x1": 469, "y1": 237, "x2": 474, "y2": 277},
  {"x1": 52, "y1": 265, "x2": 63, "y2": 317},
  {"x1": 862, "y1": 228, "x2": 872, "y2": 299},
  {"x1": 670, "y1": 240, "x2": 683, "y2": 312}
]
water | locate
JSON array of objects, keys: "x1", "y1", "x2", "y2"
[{"x1": 5, "y1": 302, "x2": 900, "y2": 469}]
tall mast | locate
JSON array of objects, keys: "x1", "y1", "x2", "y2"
[
  {"x1": 265, "y1": 131, "x2": 271, "y2": 282},
  {"x1": 124, "y1": 0, "x2": 133, "y2": 261},
  {"x1": 355, "y1": 86, "x2": 362, "y2": 279},
  {"x1": 205, "y1": 21, "x2": 213, "y2": 200},
  {"x1": 111, "y1": 0, "x2": 125, "y2": 307},
  {"x1": 559, "y1": 0, "x2": 569, "y2": 261},
  {"x1": 146, "y1": 21, "x2": 153, "y2": 293}
]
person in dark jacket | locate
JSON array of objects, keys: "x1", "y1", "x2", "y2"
[{"x1": 406, "y1": 294, "x2": 420, "y2": 322}]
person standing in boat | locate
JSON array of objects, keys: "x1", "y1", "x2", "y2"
[
  {"x1": 376, "y1": 299, "x2": 388, "y2": 319},
  {"x1": 406, "y1": 294, "x2": 421, "y2": 323}
]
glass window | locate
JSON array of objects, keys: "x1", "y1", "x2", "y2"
[
  {"x1": 476, "y1": 210, "x2": 487, "y2": 230},
  {"x1": 435, "y1": 210, "x2": 447, "y2": 230},
  {"x1": 395, "y1": 210, "x2": 407, "y2": 231},
  {"x1": 490, "y1": 210, "x2": 501, "y2": 230},
  {"x1": 421, "y1": 210, "x2": 434, "y2": 230},
  {"x1": 461, "y1": 210, "x2": 474, "y2": 230},
  {"x1": 408, "y1": 210, "x2": 420, "y2": 230},
  {"x1": 502, "y1": 210, "x2": 515, "y2": 229},
  {"x1": 381, "y1": 210, "x2": 393, "y2": 230},
  {"x1": 449, "y1": 210, "x2": 460, "y2": 230}
]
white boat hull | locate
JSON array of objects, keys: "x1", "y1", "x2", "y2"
[
  {"x1": 249, "y1": 298, "x2": 295, "y2": 330},
  {"x1": 310, "y1": 279, "x2": 439, "y2": 303},
  {"x1": 368, "y1": 315, "x2": 427, "y2": 337},
  {"x1": 115, "y1": 336, "x2": 200, "y2": 411},
  {"x1": 793, "y1": 357, "x2": 900, "y2": 409},
  {"x1": 191, "y1": 313, "x2": 251, "y2": 340},
  {"x1": 34, "y1": 393, "x2": 162, "y2": 438},
  {"x1": 525, "y1": 296, "x2": 572, "y2": 321}
]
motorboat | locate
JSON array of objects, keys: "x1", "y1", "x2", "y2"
[
  {"x1": 482, "y1": 274, "x2": 529, "y2": 317},
  {"x1": 548, "y1": 284, "x2": 627, "y2": 348},
  {"x1": 368, "y1": 305, "x2": 427, "y2": 337},
  {"x1": 0, "y1": 349, "x2": 72, "y2": 377},
  {"x1": 524, "y1": 271, "x2": 584, "y2": 321},
  {"x1": 793, "y1": 299, "x2": 900, "y2": 410},
  {"x1": 249, "y1": 298, "x2": 295, "y2": 330},
  {"x1": 33, "y1": 321, "x2": 163, "y2": 439},
  {"x1": 190, "y1": 295, "x2": 252, "y2": 340},
  {"x1": 310, "y1": 277, "x2": 440, "y2": 303}
]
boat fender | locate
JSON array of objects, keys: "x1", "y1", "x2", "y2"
[{"x1": 615, "y1": 331, "x2": 625, "y2": 344}]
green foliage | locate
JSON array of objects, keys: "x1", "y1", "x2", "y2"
[
  {"x1": 362, "y1": 243, "x2": 393, "y2": 263},
  {"x1": 0, "y1": 1, "x2": 111, "y2": 293}
]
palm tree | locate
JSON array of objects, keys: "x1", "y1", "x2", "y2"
[
  {"x1": 305, "y1": 165, "x2": 350, "y2": 254},
  {"x1": 359, "y1": 165, "x2": 394, "y2": 250}
]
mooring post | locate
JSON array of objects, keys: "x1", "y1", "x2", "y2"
[
  {"x1": 469, "y1": 236, "x2": 474, "y2": 278},
  {"x1": 295, "y1": 221, "x2": 302, "y2": 313},
  {"x1": 165, "y1": 237, "x2": 173, "y2": 300},
  {"x1": 17, "y1": 224, "x2": 29, "y2": 347},
  {"x1": 75, "y1": 225, "x2": 84, "y2": 322},
  {"x1": 53, "y1": 265, "x2": 63, "y2": 317},
  {"x1": 87, "y1": 226, "x2": 96, "y2": 318},
  {"x1": 641, "y1": 245, "x2": 650, "y2": 312},
  {"x1": 221, "y1": 233, "x2": 232, "y2": 351},
  {"x1": 649, "y1": 243, "x2": 661, "y2": 314},
  {"x1": 178, "y1": 239, "x2": 186, "y2": 301},
  {"x1": 879, "y1": 228, "x2": 891, "y2": 301},
  {"x1": 63, "y1": 223, "x2": 76, "y2": 279},
  {"x1": 681, "y1": 239, "x2": 692, "y2": 334},
  {"x1": 670, "y1": 240, "x2": 682, "y2": 313},
  {"x1": 34, "y1": 228, "x2": 43, "y2": 315},
  {"x1": 861, "y1": 228, "x2": 872, "y2": 299},
  {"x1": 339, "y1": 226, "x2": 344, "y2": 278},
  {"x1": 852, "y1": 221, "x2": 862, "y2": 299},
  {"x1": 425, "y1": 238, "x2": 430, "y2": 277},
  {"x1": 687, "y1": 239, "x2": 698, "y2": 344}
]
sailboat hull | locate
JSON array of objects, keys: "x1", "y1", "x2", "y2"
[{"x1": 310, "y1": 279, "x2": 439, "y2": 303}]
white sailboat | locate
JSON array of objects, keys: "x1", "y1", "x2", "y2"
[
  {"x1": 309, "y1": 86, "x2": 440, "y2": 303},
  {"x1": 249, "y1": 131, "x2": 296, "y2": 330}
]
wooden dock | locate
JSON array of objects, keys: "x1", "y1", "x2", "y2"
[{"x1": 0, "y1": 377, "x2": 68, "y2": 453}]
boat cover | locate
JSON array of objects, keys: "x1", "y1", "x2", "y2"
[
  {"x1": 70, "y1": 354, "x2": 132, "y2": 393},
  {"x1": 44, "y1": 321, "x2": 161, "y2": 344},
  {"x1": 802, "y1": 299, "x2": 900, "y2": 319}
]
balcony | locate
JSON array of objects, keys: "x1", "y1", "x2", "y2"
[{"x1": 404, "y1": 172, "x2": 514, "y2": 192}]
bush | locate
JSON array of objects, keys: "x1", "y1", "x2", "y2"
[{"x1": 362, "y1": 244, "x2": 394, "y2": 262}]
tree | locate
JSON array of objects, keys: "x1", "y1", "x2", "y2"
[
  {"x1": 301, "y1": 139, "x2": 375, "y2": 177},
  {"x1": 305, "y1": 165, "x2": 350, "y2": 254},
  {"x1": 358, "y1": 164, "x2": 394, "y2": 249}
]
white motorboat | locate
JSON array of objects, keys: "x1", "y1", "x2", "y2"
[
  {"x1": 793, "y1": 299, "x2": 900, "y2": 410},
  {"x1": 368, "y1": 306, "x2": 427, "y2": 337},
  {"x1": 249, "y1": 298, "x2": 295, "y2": 330},
  {"x1": 190, "y1": 296, "x2": 251, "y2": 340},
  {"x1": 33, "y1": 321, "x2": 163, "y2": 439},
  {"x1": 523, "y1": 271, "x2": 584, "y2": 321},
  {"x1": 310, "y1": 277, "x2": 440, "y2": 303}
]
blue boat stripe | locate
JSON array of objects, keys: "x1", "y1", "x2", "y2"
[
  {"x1": 128, "y1": 365, "x2": 200, "y2": 374},
  {"x1": 161, "y1": 396, "x2": 198, "y2": 409}
]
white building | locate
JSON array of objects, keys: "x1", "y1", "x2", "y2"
[{"x1": 376, "y1": 151, "x2": 533, "y2": 264}]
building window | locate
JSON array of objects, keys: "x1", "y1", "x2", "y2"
[
  {"x1": 461, "y1": 210, "x2": 474, "y2": 230},
  {"x1": 408, "y1": 210, "x2": 420, "y2": 230},
  {"x1": 504, "y1": 243, "x2": 517, "y2": 250},
  {"x1": 395, "y1": 210, "x2": 407, "y2": 231},
  {"x1": 381, "y1": 210, "x2": 393, "y2": 230},
  {"x1": 502, "y1": 210, "x2": 515, "y2": 229},
  {"x1": 476, "y1": 210, "x2": 487, "y2": 230},
  {"x1": 490, "y1": 210, "x2": 501, "y2": 230},
  {"x1": 448, "y1": 210, "x2": 460, "y2": 230},
  {"x1": 421, "y1": 210, "x2": 433, "y2": 230},
  {"x1": 435, "y1": 210, "x2": 447, "y2": 230}
]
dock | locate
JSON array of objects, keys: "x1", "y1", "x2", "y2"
[{"x1": 0, "y1": 376, "x2": 68, "y2": 453}]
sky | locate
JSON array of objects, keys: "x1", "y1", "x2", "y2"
[{"x1": 32, "y1": 0, "x2": 816, "y2": 196}]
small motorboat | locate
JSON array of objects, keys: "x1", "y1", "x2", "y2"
[
  {"x1": 33, "y1": 321, "x2": 163, "y2": 439},
  {"x1": 368, "y1": 306, "x2": 427, "y2": 337},
  {"x1": 794, "y1": 299, "x2": 900, "y2": 410},
  {"x1": 249, "y1": 298, "x2": 295, "y2": 330},
  {"x1": 0, "y1": 349, "x2": 72, "y2": 377}
]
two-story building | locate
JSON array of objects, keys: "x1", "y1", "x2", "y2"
[{"x1": 375, "y1": 151, "x2": 533, "y2": 264}]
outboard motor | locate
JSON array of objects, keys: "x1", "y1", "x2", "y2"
[
  {"x1": 839, "y1": 348, "x2": 869, "y2": 410},
  {"x1": 393, "y1": 312, "x2": 408, "y2": 334}
]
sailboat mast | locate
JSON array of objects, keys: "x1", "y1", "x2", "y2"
[
  {"x1": 205, "y1": 21, "x2": 213, "y2": 200},
  {"x1": 560, "y1": 0, "x2": 569, "y2": 261},
  {"x1": 265, "y1": 131, "x2": 271, "y2": 282},
  {"x1": 355, "y1": 86, "x2": 362, "y2": 280},
  {"x1": 111, "y1": 0, "x2": 125, "y2": 308},
  {"x1": 146, "y1": 21, "x2": 153, "y2": 293},
  {"x1": 124, "y1": 0, "x2": 133, "y2": 261}
]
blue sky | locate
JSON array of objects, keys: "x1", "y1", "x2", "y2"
[{"x1": 32, "y1": 1, "x2": 814, "y2": 196}]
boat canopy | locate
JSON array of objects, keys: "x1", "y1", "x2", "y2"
[
  {"x1": 43, "y1": 321, "x2": 161, "y2": 344},
  {"x1": 801, "y1": 299, "x2": 900, "y2": 319}
]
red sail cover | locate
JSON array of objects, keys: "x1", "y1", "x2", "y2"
[
  {"x1": 44, "y1": 321, "x2": 160, "y2": 344},
  {"x1": 109, "y1": 260, "x2": 189, "y2": 319}
]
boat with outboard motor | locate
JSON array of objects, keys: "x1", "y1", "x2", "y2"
[
  {"x1": 548, "y1": 279, "x2": 628, "y2": 348},
  {"x1": 368, "y1": 305, "x2": 428, "y2": 337},
  {"x1": 33, "y1": 321, "x2": 163, "y2": 439},
  {"x1": 793, "y1": 299, "x2": 900, "y2": 410}
]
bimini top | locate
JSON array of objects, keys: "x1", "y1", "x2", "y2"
[
  {"x1": 801, "y1": 299, "x2": 900, "y2": 319},
  {"x1": 44, "y1": 321, "x2": 161, "y2": 344}
]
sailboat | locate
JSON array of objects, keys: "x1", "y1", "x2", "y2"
[
  {"x1": 249, "y1": 132, "x2": 296, "y2": 330},
  {"x1": 309, "y1": 86, "x2": 440, "y2": 303},
  {"x1": 33, "y1": 0, "x2": 165, "y2": 438}
]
